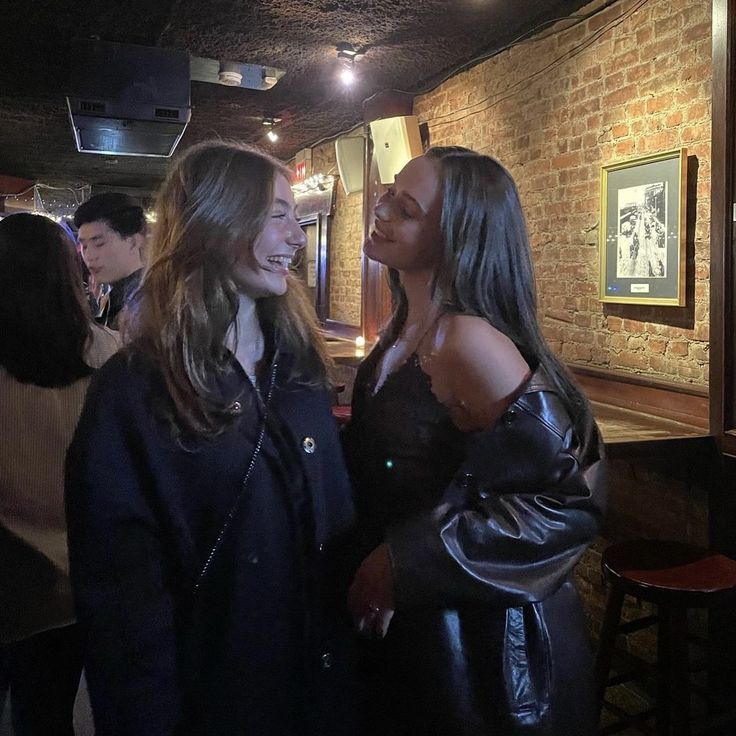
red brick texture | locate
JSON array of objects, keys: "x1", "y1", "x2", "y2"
[{"x1": 414, "y1": 0, "x2": 711, "y2": 385}]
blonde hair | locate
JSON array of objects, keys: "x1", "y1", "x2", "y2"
[{"x1": 125, "y1": 140, "x2": 329, "y2": 438}]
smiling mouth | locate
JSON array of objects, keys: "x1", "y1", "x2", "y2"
[
  {"x1": 266, "y1": 255, "x2": 293, "y2": 269},
  {"x1": 370, "y1": 226, "x2": 392, "y2": 242}
]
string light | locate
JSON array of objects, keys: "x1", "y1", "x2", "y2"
[
  {"x1": 3, "y1": 182, "x2": 91, "y2": 221},
  {"x1": 291, "y1": 173, "x2": 335, "y2": 194}
]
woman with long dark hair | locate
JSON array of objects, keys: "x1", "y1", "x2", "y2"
[
  {"x1": 344, "y1": 146, "x2": 605, "y2": 735},
  {"x1": 65, "y1": 141, "x2": 357, "y2": 735},
  {"x1": 0, "y1": 213, "x2": 119, "y2": 734}
]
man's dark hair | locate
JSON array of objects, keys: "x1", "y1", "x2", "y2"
[
  {"x1": 73, "y1": 192, "x2": 146, "y2": 237},
  {"x1": 0, "y1": 213, "x2": 94, "y2": 387}
]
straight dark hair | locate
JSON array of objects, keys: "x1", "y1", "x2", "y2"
[
  {"x1": 384, "y1": 146, "x2": 592, "y2": 438},
  {"x1": 73, "y1": 192, "x2": 146, "y2": 237},
  {"x1": 0, "y1": 213, "x2": 94, "y2": 387}
]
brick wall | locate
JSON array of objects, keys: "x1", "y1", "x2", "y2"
[
  {"x1": 328, "y1": 185, "x2": 363, "y2": 325},
  {"x1": 413, "y1": 0, "x2": 712, "y2": 385}
]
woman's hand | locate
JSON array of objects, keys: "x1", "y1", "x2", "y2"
[{"x1": 348, "y1": 543, "x2": 395, "y2": 638}]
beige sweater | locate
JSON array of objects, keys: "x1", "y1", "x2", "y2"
[{"x1": 0, "y1": 323, "x2": 119, "y2": 642}]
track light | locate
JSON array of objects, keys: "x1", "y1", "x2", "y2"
[
  {"x1": 336, "y1": 42, "x2": 359, "y2": 86},
  {"x1": 262, "y1": 116, "x2": 279, "y2": 143}
]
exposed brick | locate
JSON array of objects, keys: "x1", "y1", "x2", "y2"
[{"x1": 402, "y1": 0, "x2": 711, "y2": 388}]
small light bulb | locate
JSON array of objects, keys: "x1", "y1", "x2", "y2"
[
  {"x1": 266, "y1": 129, "x2": 279, "y2": 143},
  {"x1": 355, "y1": 335, "x2": 365, "y2": 348},
  {"x1": 340, "y1": 67, "x2": 355, "y2": 85}
]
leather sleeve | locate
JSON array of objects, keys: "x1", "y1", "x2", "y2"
[{"x1": 387, "y1": 388, "x2": 606, "y2": 610}]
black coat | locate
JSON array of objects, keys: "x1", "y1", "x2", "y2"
[
  {"x1": 65, "y1": 350, "x2": 358, "y2": 736},
  {"x1": 346, "y1": 365, "x2": 606, "y2": 736}
]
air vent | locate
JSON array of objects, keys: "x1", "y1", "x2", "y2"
[
  {"x1": 79, "y1": 100, "x2": 106, "y2": 114},
  {"x1": 67, "y1": 39, "x2": 191, "y2": 157},
  {"x1": 154, "y1": 108, "x2": 179, "y2": 120}
]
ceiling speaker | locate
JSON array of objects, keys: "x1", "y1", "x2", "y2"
[
  {"x1": 335, "y1": 136, "x2": 365, "y2": 194},
  {"x1": 369, "y1": 115, "x2": 423, "y2": 185}
]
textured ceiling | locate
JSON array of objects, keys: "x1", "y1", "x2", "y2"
[{"x1": 0, "y1": 0, "x2": 592, "y2": 192}]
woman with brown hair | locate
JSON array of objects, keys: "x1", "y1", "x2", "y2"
[
  {"x1": 0, "y1": 213, "x2": 119, "y2": 734},
  {"x1": 343, "y1": 147, "x2": 605, "y2": 735},
  {"x1": 65, "y1": 141, "x2": 357, "y2": 735}
]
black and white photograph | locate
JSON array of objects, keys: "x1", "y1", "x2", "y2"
[
  {"x1": 616, "y1": 182, "x2": 667, "y2": 279},
  {"x1": 600, "y1": 148, "x2": 687, "y2": 306}
]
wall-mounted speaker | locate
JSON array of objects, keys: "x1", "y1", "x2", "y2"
[
  {"x1": 369, "y1": 115, "x2": 423, "y2": 184},
  {"x1": 335, "y1": 135, "x2": 366, "y2": 195}
]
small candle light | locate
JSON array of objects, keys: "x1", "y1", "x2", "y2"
[{"x1": 355, "y1": 335, "x2": 366, "y2": 349}]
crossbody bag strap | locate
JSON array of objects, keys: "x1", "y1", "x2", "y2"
[{"x1": 193, "y1": 357, "x2": 279, "y2": 592}]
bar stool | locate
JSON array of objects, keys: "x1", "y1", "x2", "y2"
[
  {"x1": 331, "y1": 404, "x2": 351, "y2": 426},
  {"x1": 330, "y1": 383, "x2": 352, "y2": 426},
  {"x1": 595, "y1": 539, "x2": 736, "y2": 736}
]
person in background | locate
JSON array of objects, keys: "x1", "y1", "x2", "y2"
[
  {"x1": 74, "y1": 192, "x2": 147, "y2": 330},
  {"x1": 0, "y1": 213, "x2": 119, "y2": 735},
  {"x1": 343, "y1": 146, "x2": 605, "y2": 735},
  {"x1": 65, "y1": 141, "x2": 358, "y2": 736}
]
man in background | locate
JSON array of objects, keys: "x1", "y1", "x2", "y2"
[{"x1": 74, "y1": 193, "x2": 147, "y2": 330}]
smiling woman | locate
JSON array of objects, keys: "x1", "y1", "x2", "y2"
[
  {"x1": 64, "y1": 140, "x2": 359, "y2": 736},
  {"x1": 344, "y1": 146, "x2": 604, "y2": 735},
  {"x1": 234, "y1": 175, "x2": 307, "y2": 300}
]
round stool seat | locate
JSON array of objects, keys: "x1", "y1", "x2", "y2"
[
  {"x1": 602, "y1": 539, "x2": 736, "y2": 607},
  {"x1": 331, "y1": 405, "x2": 352, "y2": 426}
]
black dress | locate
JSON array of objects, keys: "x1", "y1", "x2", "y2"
[
  {"x1": 349, "y1": 350, "x2": 466, "y2": 552},
  {"x1": 344, "y1": 344, "x2": 603, "y2": 736},
  {"x1": 346, "y1": 349, "x2": 475, "y2": 734}
]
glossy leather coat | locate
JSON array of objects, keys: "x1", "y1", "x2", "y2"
[{"x1": 352, "y1": 368, "x2": 606, "y2": 735}]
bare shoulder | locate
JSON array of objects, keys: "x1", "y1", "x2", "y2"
[
  {"x1": 434, "y1": 314, "x2": 529, "y2": 382},
  {"x1": 424, "y1": 314, "x2": 531, "y2": 431}
]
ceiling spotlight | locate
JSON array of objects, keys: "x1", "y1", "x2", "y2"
[
  {"x1": 336, "y1": 42, "x2": 358, "y2": 65},
  {"x1": 336, "y1": 42, "x2": 359, "y2": 86},
  {"x1": 262, "y1": 116, "x2": 280, "y2": 143}
]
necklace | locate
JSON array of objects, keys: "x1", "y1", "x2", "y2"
[{"x1": 389, "y1": 309, "x2": 438, "y2": 353}]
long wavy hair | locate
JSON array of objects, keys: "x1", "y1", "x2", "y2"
[
  {"x1": 125, "y1": 140, "x2": 329, "y2": 438},
  {"x1": 384, "y1": 145, "x2": 591, "y2": 435},
  {"x1": 0, "y1": 213, "x2": 94, "y2": 387}
]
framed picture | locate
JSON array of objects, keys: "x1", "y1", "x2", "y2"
[{"x1": 599, "y1": 148, "x2": 687, "y2": 305}]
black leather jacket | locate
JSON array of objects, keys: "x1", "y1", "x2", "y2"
[{"x1": 381, "y1": 369, "x2": 606, "y2": 735}]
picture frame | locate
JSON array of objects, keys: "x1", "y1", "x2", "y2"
[{"x1": 599, "y1": 148, "x2": 687, "y2": 306}]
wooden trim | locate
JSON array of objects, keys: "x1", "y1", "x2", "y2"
[
  {"x1": 603, "y1": 434, "x2": 715, "y2": 461},
  {"x1": 711, "y1": 0, "x2": 736, "y2": 455},
  {"x1": 323, "y1": 320, "x2": 361, "y2": 340},
  {"x1": 569, "y1": 363, "x2": 709, "y2": 430}
]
